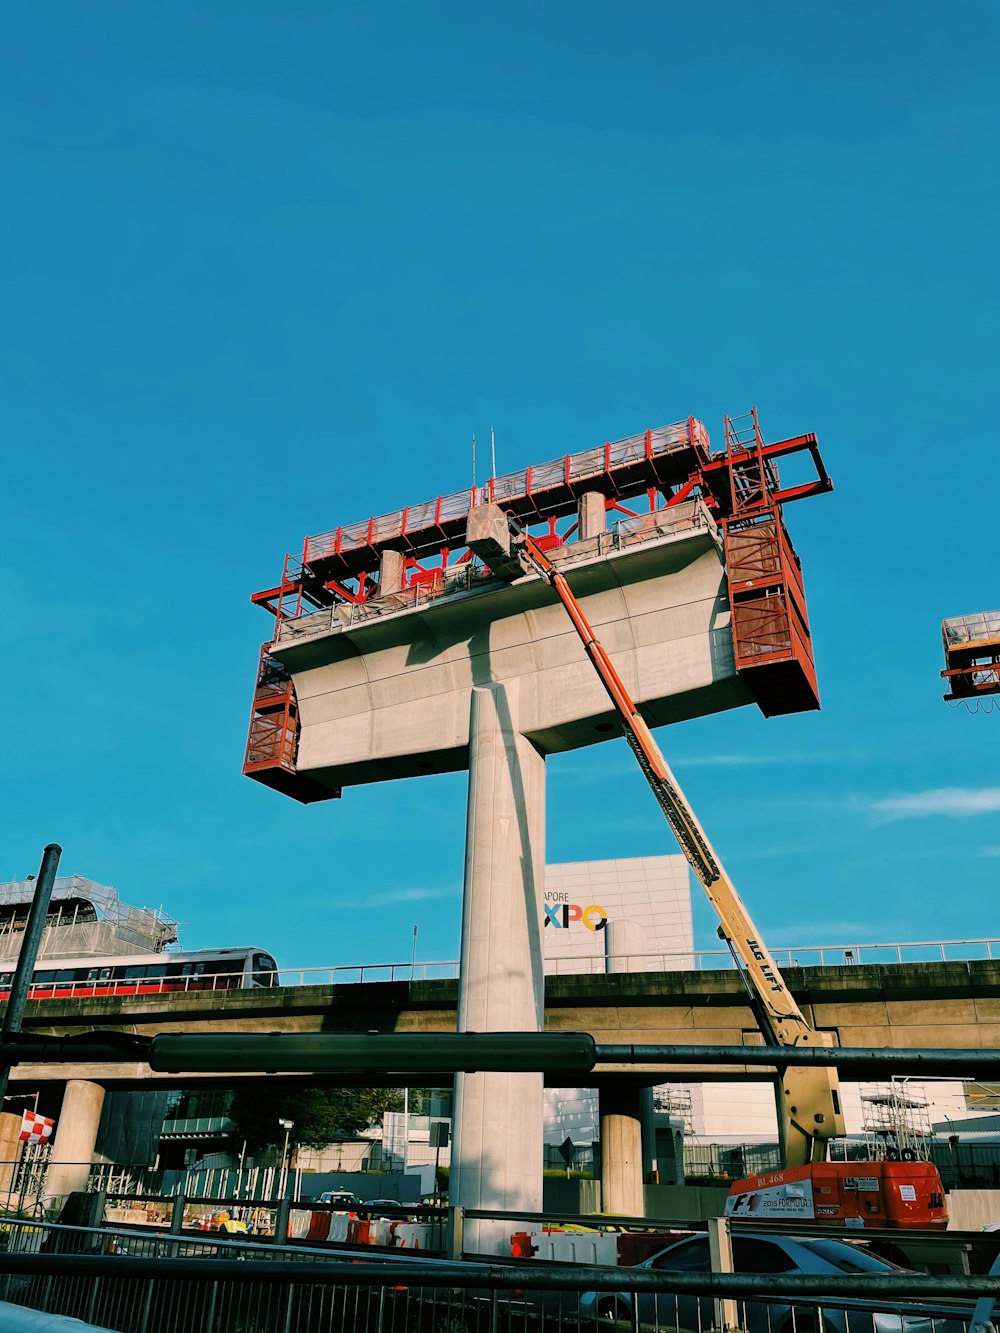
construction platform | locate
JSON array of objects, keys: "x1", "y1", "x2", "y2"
[
  {"x1": 244, "y1": 409, "x2": 832, "y2": 802},
  {"x1": 942, "y1": 610, "x2": 1000, "y2": 701}
]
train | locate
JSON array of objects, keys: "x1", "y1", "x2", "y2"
[{"x1": 0, "y1": 947, "x2": 280, "y2": 1000}]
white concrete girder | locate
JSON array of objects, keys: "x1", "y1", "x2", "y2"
[{"x1": 273, "y1": 504, "x2": 746, "y2": 791}]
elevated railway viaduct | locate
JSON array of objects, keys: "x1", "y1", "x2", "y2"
[
  {"x1": 14, "y1": 958, "x2": 1000, "y2": 1089},
  {"x1": 20, "y1": 958, "x2": 1000, "y2": 1206}
]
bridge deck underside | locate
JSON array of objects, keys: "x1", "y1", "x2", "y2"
[{"x1": 10, "y1": 960, "x2": 1000, "y2": 1088}]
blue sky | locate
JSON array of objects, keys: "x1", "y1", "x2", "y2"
[{"x1": 3, "y1": 2, "x2": 998, "y2": 971}]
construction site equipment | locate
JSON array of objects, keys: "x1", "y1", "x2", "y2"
[
  {"x1": 942, "y1": 610, "x2": 1000, "y2": 702},
  {"x1": 508, "y1": 523, "x2": 847, "y2": 1168},
  {"x1": 244, "y1": 409, "x2": 831, "y2": 799},
  {"x1": 490, "y1": 519, "x2": 946, "y2": 1229}
]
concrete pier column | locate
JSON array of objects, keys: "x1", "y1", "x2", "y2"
[
  {"x1": 578, "y1": 491, "x2": 607, "y2": 541},
  {"x1": 378, "y1": 549, "x2": 405, "y2": 597},
  {"x1": 44, "y1": 1081, "x2": 105, "y2": 1211},
  {"x1": 599, "y1": 1083, "x2": 645, "y2": 1217},
  {"x1": 452, "y1": 681, "x2": 546, "y2": 1255}
]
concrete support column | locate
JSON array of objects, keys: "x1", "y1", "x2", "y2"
[
  {"x1": 599, "y1": 1082, "x2": 645, "y2": 1217},
  {"x1": 378, "y1": 549, "x2": 405, "y2": 597},
  {"x1": 44, "y1": 1081, "x2": 105, "y2": 1211},
  {"x1": 578, "y1": 491, "x2": 607, "y2": 541},
  {"x1": 452, "y1": 681, "x2": 546, "y2": 1256}
]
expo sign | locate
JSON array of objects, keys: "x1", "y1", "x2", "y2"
[{"x1": 543, "y1": 892, "x2": 608, "y2": 931}]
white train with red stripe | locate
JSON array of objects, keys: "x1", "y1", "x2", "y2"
[{"x1": 0, "y1": 948, "x2": 279, "y2": 1000}]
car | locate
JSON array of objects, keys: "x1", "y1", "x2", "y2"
[
  {"x1": 317, "y1": 1191, "x2": 360, "y2": 1208},
  {"x1": 361, "y1": 1198, "x2": 402, "y2": 1214},
  {"x1": 579, "y1": 1231, "x2": 967, "y2": 1333}
]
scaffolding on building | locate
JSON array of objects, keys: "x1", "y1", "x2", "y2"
[
  {"x1": 860, "y1": 1081, "x2": 934, "y2": 1162},
  {"x1": 0, "y1": 876, "x2": 178, "y2": 960},
  {"x1": 244, "y1": 407, "x2": 833, "y2": 801},
  {"x1": 652, "y1": 1086, "x2": 694, "y2": 1134},
  {"x1": 942, "y1": 610, "x2": 1000, "y2": 703}
]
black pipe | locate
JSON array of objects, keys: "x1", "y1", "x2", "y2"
[
  {"x1": 0, "y1": 843, "x2": 62, "y2": 1109},
  {"x1": 0, "y1": 1037, "x2": 150, "y2": 1065},
  {"x1": 595, "y1": 1043, "x2": 1000, "y2": 1076}
]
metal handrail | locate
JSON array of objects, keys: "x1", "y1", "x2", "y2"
[
  {"x1": 265, "y1": 937, "x2": 1000, "y2": 990},
  {"x1": 10, "y1": 937, "x2": 998, "y2": 1001},
  {"x1": 0, "y1": 1246, "x2": 997, "y2": 1304}
]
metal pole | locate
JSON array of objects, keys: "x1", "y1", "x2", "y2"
[
  {"x1": 280, "y1": 1125, "x2": 290, "y2": 1200},
  {"x1": 0, "y1": 845, "x2": 61, "y2": 1112},
  {"x1": 707, "y1": 1216, "x2": 739, "y2": 1331}
]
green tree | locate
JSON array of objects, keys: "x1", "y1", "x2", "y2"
[{"x1": 228, "y1": 1086, "x2": 403, "y2": 1152}]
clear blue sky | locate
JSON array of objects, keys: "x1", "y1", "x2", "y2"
[{"x1": 3, "y1": 2, "x2": 997, "y2": 970}]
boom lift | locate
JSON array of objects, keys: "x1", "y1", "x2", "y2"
[{"x1": 507, "y1": 523, "x2": 947, "y2": 1230}]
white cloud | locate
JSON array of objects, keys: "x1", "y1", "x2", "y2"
[
  {"x1": 870, "y1": 788, "x2": 1000, "y2": 820},
  {"x1": 982, "y1": 847, "x2": 1000, "y2": 858},
  {"x1": 380, "y1": 887, "x2": 454, "y2": 903},
  {"x1": 297, "y1": 885, "x2": 456, "y2": 910}
]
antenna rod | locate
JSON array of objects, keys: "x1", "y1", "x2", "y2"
[
  {"x1": 471, "y1": 434, "x2": 477, "y2": 491},
  {"x1": 490, "y1": 427, "x2": 497, "y2": 481}
]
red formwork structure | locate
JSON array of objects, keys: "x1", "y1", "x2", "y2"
[
  {"x1": 941, "y1": 611, "x2": 1000, "y2": 703},
  {"x1": 244, "y1": 409, "x2": 832, "y2": 801}
]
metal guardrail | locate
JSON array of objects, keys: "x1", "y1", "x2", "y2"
[
  {"x1": 16, "y1": 938, "x2": 1000, "y2": 1001},
  {"x1": 0, "y1": 1215, "x2": 997, "y2": 1333},
  {"x1": 266, "y1": 938, "x2": 1000, "y2": 990}
]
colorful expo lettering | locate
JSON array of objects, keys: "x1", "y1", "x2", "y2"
[{"x1": 542, "y1": 903, "x2": 608, "y2": 930}]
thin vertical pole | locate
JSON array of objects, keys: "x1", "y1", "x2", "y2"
[{"x1": 0, "y1": 845, "x2": 62, "y2": 1112}]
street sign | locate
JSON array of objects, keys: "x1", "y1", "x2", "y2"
[{"x1": 558, "y1": 1136, "x2": 576, "y2": 1167}]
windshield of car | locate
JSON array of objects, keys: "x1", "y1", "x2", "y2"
[{"x1": 797, "y1": 1239, "x2": 903, "y2": 1273}]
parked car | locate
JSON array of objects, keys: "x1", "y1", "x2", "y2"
[
  {"x1": 317, "y1": 1191, "x2": 360, "y2": 1208},
  {"x1": 579, "y1": 1231, "x2": 966, "y2": 1333},
  {"x1": 361, "y1": 1199, "x2": 402, "y2": 1215}
]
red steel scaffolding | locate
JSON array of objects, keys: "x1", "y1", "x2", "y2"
[
  {"x1": 941, "y1": 611, "x2": 1000, "y2": 703},
  {"x1": 244, "y1": 408, "x2": 832, "y2": 801}
]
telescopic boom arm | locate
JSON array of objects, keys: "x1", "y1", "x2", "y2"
[{"x1": 514, "y1": 528, "x2": 845, "y2": 1168}]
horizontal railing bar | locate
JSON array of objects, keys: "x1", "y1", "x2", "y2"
[
  {"x1": 0, "y1": 1250, "x2": 997, "y2": 1299},
  {"x1": 595, "y1": 1043, "x2": 1000, "y2": 1074},
  {"x1": 269, "y1": 939, "x2": 1000, "y2": 987}
]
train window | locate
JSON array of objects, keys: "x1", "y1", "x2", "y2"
[
  {"x1": 181, "y1": 964, "x2": 193, "y2": 977},
  {"x1": 0, "y1": 974, "x2": 11, "y2": 986},
  {"x1": 252, "y1": 954, "x2": 278, "y2": 987},
  {"x1": 145, "y1": 964, "x2": 167, "y2": 979},
  {"x1": 99, "y1": 968, "x2": 112, "y2": 981},
  {"x1": 55, "y1": 970, "x2": 77, "y2": 983},
  {"x1": 123, "y1": 966, "x2": 147, "y2": 979},
  {"x1": 35, "y1": 972, "x2": 57, "y2": 984},
  {"x1": 86, "y1": 969, "x2": 99, "y2": 981}
]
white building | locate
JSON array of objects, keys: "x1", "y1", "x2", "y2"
[
  {"x1": 542, "y1": 855, "x2": 693, "y2": 976},
  {"x1": 542, "y1": 854, "x2": 693, "y2": 1147}
]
